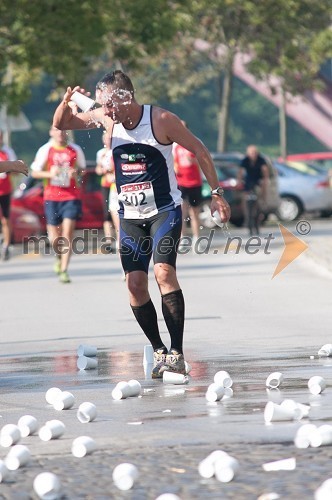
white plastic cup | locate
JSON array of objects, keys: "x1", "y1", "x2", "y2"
[
  {"x1": 212, "y1": 210, "x2": 224, "y2": 228},
  {"x1": 0, "y1": 424, "x2": 21, "y2": 447},
  {"x1": 143, "y1": 345, "x2": 154, "y2": 365},
  {"x1": 77, "y1": 355, "x2": 98, "y2": 370},
  {"x1": 213, "y1": 370, "x2": 232, "y2": 388},
  {"x1": 128, "y1": 380, "x2": 142, "y2": 397},
  {"x1": 264, "y1": 401, "x2": 299, "y2": 423},
  {"x1": 70, "y1": 92, "x2": 95, "y2": 112},
  {"x1": 112, "y1": 462, "x2": 139, "y2": 491},
  {"x1": 310, "y1": 425, "x2": 332, "y2": 448},
  {"x1": 184, "y1": 361, "x2": 192, "y2": 374},
  {"x1": 77, "y1": 402, "x2": 97, "y2": 423},
  {"x1": 280, "y1": 400, "x2": 310, "y2": 420},
  {"x1": 45, "y1": 387, "x2": 63, "y2": 405},
  {"x1": 53, "y1": 391, "x2": 75, "y2": 410},
  {"x1": 308, "y1": 376, "x2": 326, "y2": 395},
  {"x1": 77, "y1": 344, "x2": 97, "y2": 357},
  {"x1": 205, "y1": 383, "x2": 224, "y2": 402},
  {"x1": 18, "y1": 415, "x2": 38, "y2": 437},
  {"x1": 318, "y1": 344, "x2": 332, "y2": 357},
  {"x1": 39, "y1": 420, "x2": 65, "y2": 441},
  {"x1": 155, "y1": 495, "x2": 181, "y2": 500},
  {"x1": 262, "y1": 457, "x2": 296, "y2": 471},
  {"x1": 71, "y1": 436, "x2": 97, "y2": 457},
  {"x1": 214, "y1": 455, "x2": 239, "y2": 483},
  {"x1": 294, "y1": 424, "x2": 317, "y2": 449},
  {"x1": 33, "y1": 472, "x2": 62, "y2": 500},
  {"x1": 198, "y1": 450, "x2": 229, "y2": 479},
  {"x1": 112, "y1": 381, "x2": 132, "y2": 400},
  {"x1": 224, "y1": 387, "x2": 234, "y2": 398},
  {"x1": 266, "y1": 372, "x2": 284, "y2": 389},
  {"x1": 0, "y1": 460, "x2": 8, "y2": 483},
  {"x1": 5, "y1": 444, "x2": 30, "y2": 470},
  {"x1": 163, "y1": 371, "x2": 189, "y2": 385},
  {"x1": 315, "y1": 479, "x2": 332, "y2": 500}
]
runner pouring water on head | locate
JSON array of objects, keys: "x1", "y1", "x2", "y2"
[{"x1": 53, "y1": 70, "x2": 231, "y2": 377}]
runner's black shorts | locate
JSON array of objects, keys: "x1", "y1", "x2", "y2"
[
  {"x1": 119, "y1": 206, "x2": 182, "y2": 274},
  {"x1": 178, "y1": 185, "x2": 202, "y2": 207},
  {"x1": 101, "y1": 186, "x2": 112, "y2": 222},
  {"x1": 0, "y1": 194, "x2": 11, "y2": 219}
]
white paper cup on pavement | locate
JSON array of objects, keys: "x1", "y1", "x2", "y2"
[
  {"x1": 0, "y1": 424, "x2": 21, "y2": 447},
  {"x1": 163, "y1": 371, "x2": 189, "y2": 385},
  {"x1": 318, "y1": 344, "x2": 332, "y2": 357},
  {"x1": 0, "y1": 460, "x2": 8, "y2": 483},
  {"x1": 72, "y1": 436, "x2": 97, "y2": 457},
  {"x1": 5, "y1": 444, "x2": 30, "y2": 470},
  {"x1": 45, "y1": 387, "x2": 63, "y2": 405},
  {"x1": 33, "y1": 472, "x2": 62, "y2": 500},
  {"x1": 143, "y1": 345, "x2": 154, "y2": 365},
  {"x1": 264, "y1": 401, "x2": 298, "y2": 423},
  {"x1": 294, "y1": 424, "x2": 317, "y2": 448},
  {"x1": 112, "y1": 462, "x2": 139, "y2": 491},
  {"x1": 155, "y1": 495, "x2": 181, "y2": 500},
  {"x1": 310, "y1": 425, "x2": 332, "y2": 448},
  {"x1": 18, "y1": 415, "x2": 38, "y2": 437},
  {"x1": 214, "y1": 370, "x2": 232, "y2": 388},
  {"x1": 280, "y1": 400, "x2": 310, "y2": 420},
  {"x1": 77, "y1": 355, "x2": 98, "y2": 370},
  {"x1": 308, "y1": 376, "x2": 326, "y2": 395},
  {"x1": 198, "y1": 450, "x2": 229, "y2": 478},
  {"x1": 184, "y1": 361, "x2": 192, "y2": 374},
  {"x1": 214, "y1": 455, "x2": 239, "y2": 483},
  {"x1": 112, "y1": 381, "x2": 132, "y2": 400},
  {"x1": 315, "y1": 478, "x2": 332, "y2": 500},
  {"x1": 128, "y1": 380, "x2": 141, "y2": 397},
  {"x1": 77, "y1": 402, "x2": 97, "y2": 423},
  {"x1": 77, "y1": 344, "x2": 97, "y2": 357},
  {"x1": 205, "y1": 383, "x2": 224, "y2": 402},
  {"x1": 39, "y1": 420, "x2": 65, "y2": 441},
  {"x1": 266, "y1": 372, "x2": 284, "y2": 389},
  {"x1": 70, "y1": 92, "x2": 95, "y2": 113},
  {"x1": 53, "y1": 391, "x2": 75, "y2": 410},
  {"x1": 262, "y1": 457, "x2": 296, "y2": 471}
]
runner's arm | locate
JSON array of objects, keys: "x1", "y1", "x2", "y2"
[{"x1": 0, "y1": 160, "x2": 28, "y2": 175}]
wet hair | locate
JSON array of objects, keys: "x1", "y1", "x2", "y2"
[{"x1": 96, "y1": 70, "x2": 134, "y2": 96}]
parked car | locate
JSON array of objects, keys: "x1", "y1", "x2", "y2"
[
  {"x1": 199, "y1": 152, "x2": 280, "y2": 228},
  {"x1": 283, "y1": 152, "x2": 332, "y2": 170},
  {"x1": 8, "y1": 206, "x2": 41, "y2": 244},
  {"x1": 12, "y1": 162, "x2": 104, "y2": 232},
  {"x1": 272, "y1": 160, "x2": 332, "y2": 221}
]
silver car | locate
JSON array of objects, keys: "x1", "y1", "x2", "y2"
[{"x1": 273, "y1": 160, "x2": 332, "y2": 221}]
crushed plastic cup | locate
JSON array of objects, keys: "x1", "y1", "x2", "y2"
[
  {"x1": 77, "y1": 344, "x2": 97, "y2": 357},
  {"x1": 198, "y1": 450, "x2": 229, "y2": 478},
  {"x1": 70, "y1": 91, "x2": 95, "y2": 112},
  {"x1": 33, "y1": 472, "x2": 62, "y2": 500},
  {"x1": 308, "y1": 376, "x2": 326, "y2": 395},
  {"x1": 77, "y1": 402, "x2": 97, "y2": 423},
  {"x1": 294, "y1": 424, "x2": 317, "y2": 449},
  {"x1": 318, "y1": 344, "x2": 332, "y2": 357},
  {"x1": 112, "y1": 381, "x2": 132, "y2": 400},
  {"x1": 213, "y1": 370, "x2": 232, "y2": 388},
  {"x1": 127, "y1": 380, "x2": 141, "y2": 397},
  {"x1": 264, "y1": 401, "x2": 300, "y2": 423},
  {"x1": 143, "y1": 345, "x2": 154, "y2": 365},
  {"x1": 262, "y1": 457, "x2": 296, "y2": 471},
  {"x1": 18, "y1": 415, "x2": 38, "y2": 437},
  {"x1": 212, "y1": 210, "x2": 225, "y2": 228},
  {"x1": 112, "y1": 462, "x2": 139, "y2": 491},
  {"x1": 163, "y1": 371, "x2": 189, "y2": 385},
  {"x1": 53, "y1": 391, "x2": 75, "y2": 410},
  {"x1": 0, "y1": 424, "x2": 21, "y2": 447},
  {"x1": 205, "y1": 383, "x2": 224, "y2": 402},
  {"x1": 0, "y1": 460, "x2": 8, "y2": 483},
  {"x1": 214, "y1": 454, "x2": 239, "y2": 483},
  {"x1": 77, "y1": 355, "x2": 98, "y2": 370},
  {"x1": 310, "y1": 425, "x2": 332, "y2": 448},
  {"x1": 39, "y1": 420, "x2": 65, "y2": 441},
  {"x1": 45, "y1": 387, "x2": 63, "y2": 405},
  {"x1": 5, "y1": 444, "x2": 30, "y2": 470},
  {"x1": 72, "y1": 436, "x2": 97, "y2": 457},
  {"x1": 266, "y1": 372, "x2": 284, "y2": 389},
  {"x1": 280, "y1": 399, "x2": 310, "y2": 419}
]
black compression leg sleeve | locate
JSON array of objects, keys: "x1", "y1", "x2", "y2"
[
  {"x1": 131, "y1": 299, "x2": 166, "y2": 351},
  {"x1": 161, "y1": 289, "x2": 185, "y2": 354}
]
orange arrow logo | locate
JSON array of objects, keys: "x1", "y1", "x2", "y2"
[{"x1": 272, "y1": 224, "x2": 308, "y2": 279}]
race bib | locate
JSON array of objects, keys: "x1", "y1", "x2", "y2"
[
  {"x1": 119, "y1": 181, "x2": 157, "y2": 219},
  {"x1": 50, "y1": 167, "x2": 71, "y2": 187}
]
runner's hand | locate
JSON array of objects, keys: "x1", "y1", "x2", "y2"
[
  {"x1": 11, "y1": 160, "x2": 29, "y2": 176},
  {"x1": 211, "y1": 196, "x2": 231, "y2": 223}
]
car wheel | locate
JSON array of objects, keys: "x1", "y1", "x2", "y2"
[
  {"x1": 199, "y1": 200, "x2": 216, "y2": 229},
  {"x1": 277, "y1": 195, "x2": 303, "y2": 221}
]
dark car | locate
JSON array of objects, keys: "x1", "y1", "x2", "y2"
[
  {"x1": 12, "y1": 162, "x2": 104, "y2": 232},
  {"x1": 199, "y1": 152, "x2": 280, "y2": 228}
]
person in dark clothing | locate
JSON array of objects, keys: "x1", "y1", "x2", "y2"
[{"x1": 238, "y1": 145, "x2": 269, "y2": 236}]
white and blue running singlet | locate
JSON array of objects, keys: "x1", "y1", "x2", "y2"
[{"x1": 112, "y1": 105, "x2": 182, "y2": 219}]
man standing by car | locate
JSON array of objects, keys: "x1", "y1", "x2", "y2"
[
  {"x1": 0, "y1": 130, "x2": 18, "y2": 261},
  {"x1": 31, "y1": 127, "x2": 86, "y2": 283},
  {"x1": 238, "y1": 145, "x2": 269, "y2": 236}
]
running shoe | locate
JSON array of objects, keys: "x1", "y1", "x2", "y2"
[
  {"x1": 1, "y1": 245, "x2": 10, "y2": 261},
  {"x1": 53, "y1": 258, "x2": 61, "y2": 275},
  {"x1": 59, "y1": 271, "x2": 71, "y2": 283},
  {"x1": 163, "y1": 349, "x2": 186, "y2": 374},
  {"x1": 151, "y1": 348, "x2": 167, "y2": 379}
]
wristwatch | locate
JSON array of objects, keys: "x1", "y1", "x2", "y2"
[{"x1": 211, "y1": 187, "x2": 224, "y2": 197}]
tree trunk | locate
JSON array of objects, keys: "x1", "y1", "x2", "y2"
[
  {"x1": 217, "y1": 53, "x2": 234, "y2": 153},
  {"x1": 279, "y1": 88, "x2": 287, "y2": 159}
]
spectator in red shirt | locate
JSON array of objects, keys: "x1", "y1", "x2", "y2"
[
  {"x1": 31, "y1": 127, "x2": 86, "y2": 283},
  {"x1": 173, "y1": 122, "x2": 203, "y2": 250}
]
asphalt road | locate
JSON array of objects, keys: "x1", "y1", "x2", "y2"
[{"x1": 0, "y1": 218, "x2": 332, "y2": 499}]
